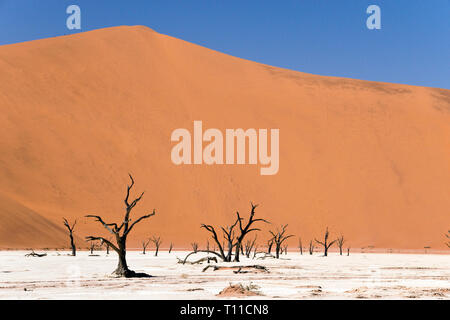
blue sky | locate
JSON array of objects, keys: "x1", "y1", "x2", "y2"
[{"x1": 0, "y1": 0, "x2": 448, "y2": 88}]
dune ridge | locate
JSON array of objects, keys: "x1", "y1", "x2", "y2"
[{"x1": 0, "y1": 26, "x2": 449, "y2": 250}]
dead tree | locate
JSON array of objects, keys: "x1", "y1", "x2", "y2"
[
  {"x1": 298, "y1": 237, "x2": 303, "y2": 255},
  {"x1": 199, "y1": 219, "x2": 239, "y2": 262},
  {"x1": 169, "y1": 242, "x2": 173, "y2": 253},
  {"x1": 308, "y1": 240, "x2": 315, "y2": 255},
  {"x1": 63, "y1": 218, "x2": 77, "y2": 256},
  {"x1": 234, "y1": 203, "x2": 269, "y2": 262},
  {"x1": 446, "y1": 230, "x2": 450, "y2": 248},
  {"x1": 253, "y1": 245, "x2": 259, "y2": 259},
  {"x1": 151, "y1": 236, "x2": 162, "y2": 256},
  {"x1": 336, "y1": 235, "x2": 345, "y2": 256},
  {"x1": 25, "y1": 250, "x2": 47, "y2": 257},
  {"x1": 267, "y1": 238, "x2": 274, "y2": 254},
  {"x1": 347, "y1": 247, "x2": 350, "y2": 256},
  {"x1": 89, "y1": 240, "x2": 98, "y2": 254},
  {"x1": 244, "y1": 236, "x2": 257, "y2": 258},
  {"x1": 105, "y1": 240, "x2": 110, "y2": 255},
  {"x1": 315, "y1": 227, "x2": 337, "y2": 257},
  {"x1": 85, "y1": 174, "x2": 156, "y2": 277},
  {"x1": 142, "y1": 239, "x2": 151, "y2": 254},
  {"x1": 191, "y1": 242, "x2": 199, "y2": 253},
  {"x1": 269, "y1": 225, "x2": 294, "y2": 259},
  {"x1": 191, "y1": 203, "x2": 267, "y2": 263},
  {"x1": 283, "y1": 244, "x2": 288, "y2": 255}
]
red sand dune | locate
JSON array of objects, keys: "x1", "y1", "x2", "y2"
[{"x1": 0, "y1": 26, "x2": 449, "y2": 250}]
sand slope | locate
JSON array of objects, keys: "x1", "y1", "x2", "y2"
[
  {"x1": 0, "y1": 192, "x2": 82, "y2": 249},
  {"x1": 0, "y1": 26, "x2": 449, "y2": 249}
]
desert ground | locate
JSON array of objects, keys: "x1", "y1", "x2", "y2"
[{"x1": 0, "y1": 250, "x2": 448, "y2": 300}]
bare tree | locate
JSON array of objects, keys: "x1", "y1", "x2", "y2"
[
  {"x1": 88, "y1": 240, "x2": 98, "y2": 255},
  {"x1": 336, "y1": 235, "x2": 345, "y2": 256},
  {"x1": 234, "y1": 203, "x2": 269, "y2": 262},
  {"x1": 347, "y1": 247, "x2": 350, "y2": 256},
  {"x1": 253, "y1": 244, "x2": 259, "y2": 259},
  {"x1": 244, "y1": 236, "x2": 257, "y2": 258},
  {"x1": 63, "y1": 218, "x2": 77, "y2": 256},
  {"x1": 308, "y1": 240, "x2": 315, "y2": 255},
  {"x1": 105, "y1": 238, "x2": 111, "y2": 255},
  {"x1": 191, "y1": 242, "x2": 199, "y2": 253},
  {"x1": 142, "y1": 239, "x2": 151, "y2": 254},
  {"x1": 445, "y1": 230, "x2": 450, "y2": 248},
  {"x1": 315, "y1": 227, "x2": 337, "y2": 257},
  {"x1": 200, "y1": 220, "x2": 238, "y2": 262},
  {"x1": 85, "y1": 174, "x2": 156, "y2": 277},
  {"x1": 298, "y1": 237, "x2": 303, "y2": 255},
  {"x1": 188, "y1": 203, "x2": 267, "y2": 263},
  {"x1": 267, "y1": 238, "x2": 274, "y2": 254},
  {"x1": 269, "y1": 225, "x2": 294, "y2": 259},
  {"x1": 168, "y1": 242, "x2": 173, "y2": 253},
  {"x1": 151, "y1": 236, "x2": 162, "y2": 256}
]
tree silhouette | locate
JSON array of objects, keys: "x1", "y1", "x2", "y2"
[
  {"x1": 336, "y1": 235, "x2": 345, "y2": 255},
  {"x1": 62, "y1": 218, "x2": 77, "y2": 256},
  {"x1": 315, "y1": 227, "x2": 337, "y2": 257},
  {"x1": 151, "y1": 236, "x2": 162, "y2": 256},
  {"x1": 445, "y1": 230, "x2": 450, "y2": 248},
  {"x1": 85, "y1": 174, "x2": 156, "y2": 277},
  {"x1": 269, "y1": 225, "x2": 294, "y2": 259}
]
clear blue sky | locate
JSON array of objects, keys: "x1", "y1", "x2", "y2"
[{"x1": 0, "y1": 0, "x2": 448, "y2": 89}]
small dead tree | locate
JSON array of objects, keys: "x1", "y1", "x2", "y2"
[
  {"x1": 315, "y1": 227, "x2": 337, "y2": 257},
  {"x1": 347, "y1": 247, "x2": 350, "y2": 256},
  {"x1": 191, "y1": 242, "x2": 199, "y2": 253},
  {"x1": 445, "y1": 230, "x2": 450, "y2": 248},
  {"x1": 85, "y1": 174, "x2": 156, "y2": 277},
  {"x1": 169, "y1": 242, "x2": 173, "y2": 253},
  {"x1": 336, "y1": 235, "x2": 345, "y2": 255},
  {"x1": 244, "y1": 236, "x2": 257, "y2": 258},
  {"x1": 151, "y1": 236, "x2": 162, "y2": 256},
  {"x1": 233, "y1": 203, "x2": 269, "y2": 262},
  {"x1": 298, "y1": 237, "x2": 303, "y2": 255},
  {"x1": 269, "y1": 225, "x2": 294, "y2": 259},
  {"x1": 253, "y1": 244, "x2": 259, "y2": 259},
  {"x1": 308, "y1": 240, "x2": 315, "y2": 255},
  {"x1": 267, "y1": 238, "x2": 274, "y2": 254},
  {"x1": 191, "y1": 203, "x2": 267, "y2": 263},
  {"x1": 142, "y1": 239, "x2": 151, "y2": 254},
  {"x1": 63, "y1": 218, "x2": 77, "y2": 256},
  {"x1": 105, "y1": 239, "x2": 111, "y2": 255},
  {"x1": 89, "y1": 240, "x2": 98, "y2": 254}
]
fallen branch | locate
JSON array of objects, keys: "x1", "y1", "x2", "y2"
[
  {"x1": 177, "y1": 256, "x2": 218, "y2": 265},
  {"x1": 202, "y1": 265, "x2": 269, "y2": 273},
  {"x1": 25, "y1": 250, "x2": 47, "y2": 257}
]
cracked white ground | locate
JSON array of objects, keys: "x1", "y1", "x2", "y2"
[{"x1": 0, "y1": 251, "x2": 448, "y2": 299}]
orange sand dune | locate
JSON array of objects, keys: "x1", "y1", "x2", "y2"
[
  {"x1": 0, "y1": 26, "x2": 449, "y2": 250},
  {"x1": 0, "y1": 192, "x2": 83, "y2": 249}
]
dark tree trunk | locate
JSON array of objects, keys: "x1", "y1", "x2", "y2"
[
  {"x1": 63, "y1": 218, "x2": 77, "y2": 256},
  {"x1": 234, "y1": 244, "x2": 241, "y2": 262},
  {"x1": 114, "y1": 240, "x2": 130, "y2": 277},
  {"x1": 69, "y1": 234, "x2": 76, "y2": 256}
]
